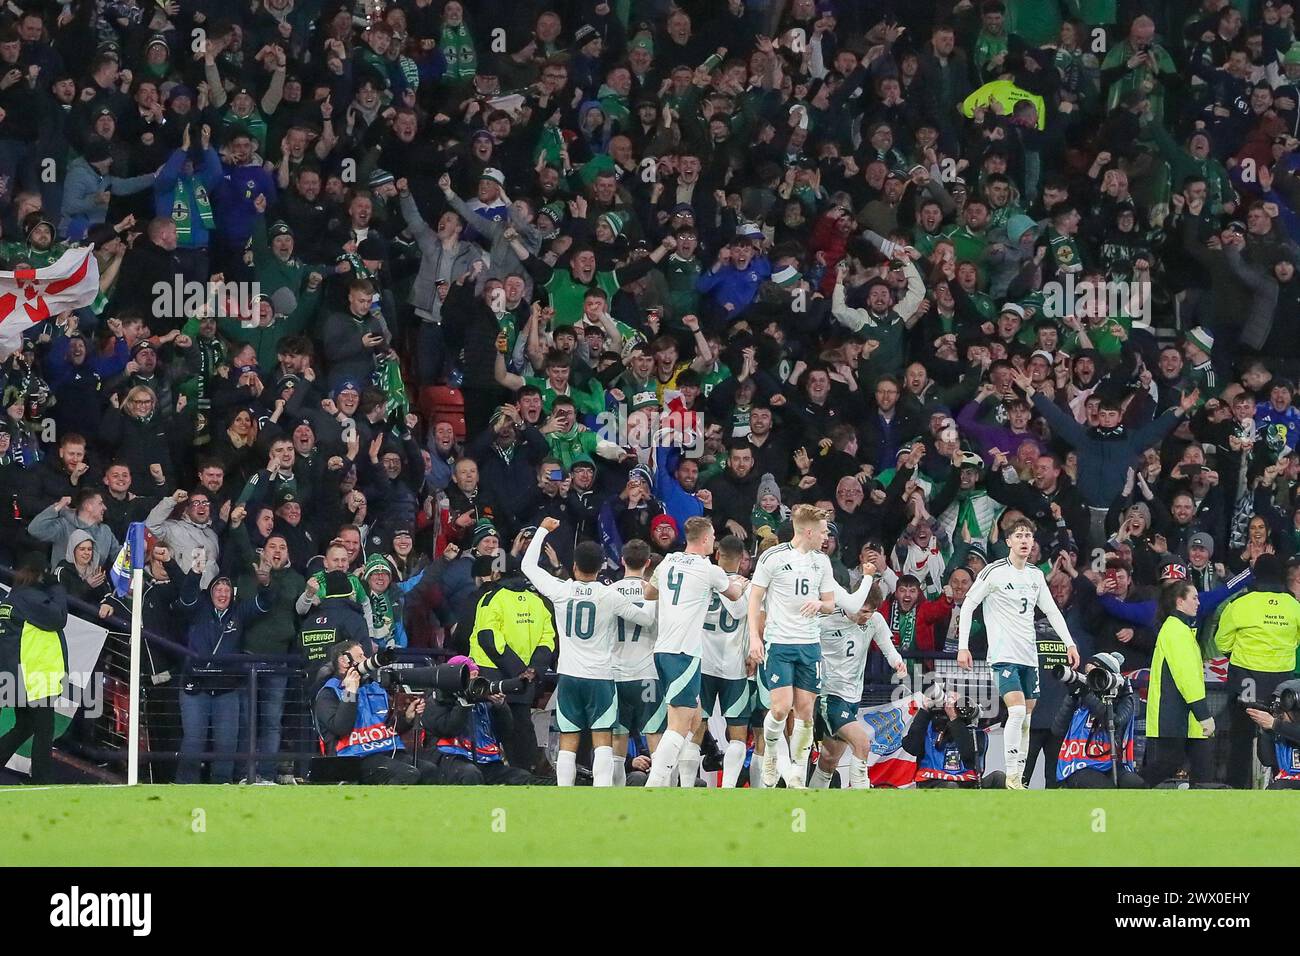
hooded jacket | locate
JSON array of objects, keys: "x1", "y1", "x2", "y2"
[
  {"x1": 28, "y1": 503, "x2": 121, "y2": 571},
  {"x1": 146, "y1": 494, "x2": 222, "y2": 588},
  {"x1": 174, "y1": 570, "x2": 272, "y2": 681}
]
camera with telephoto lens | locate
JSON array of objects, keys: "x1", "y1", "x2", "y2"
[
  {"x1": 464, "y1": 675, "x2": 528, "y2": 702},
  {"x1": 926, "y1": 683, "x2": 978, "y2": 722},
  {"x1": 1086, "y1": 667, "x2": 1122, "y2": 698},
  {"x1": 1050, "y1": 663, "x2": 1086, "y2": 688},
  {"x1": 378, "y1": 661, "x2": 471, "y2": 695},
  {"x1": 351, "y1": 648, "x2": 397, "y2": 679}
]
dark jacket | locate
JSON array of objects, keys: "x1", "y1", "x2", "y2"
[
  {"x1": 0, "y1": 580, "x2": 69, "y2": 700},
  {"x1": 174, "y1": 570, "x2": 272, "y2": 681}
]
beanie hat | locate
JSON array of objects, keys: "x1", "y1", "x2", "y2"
[
  {"x1": 650, "y1": 513, "x2": 679, "y2": 536},
  {"x1": 1089, "y1": 651, "x2": 1125, "y2": 675},
  {"x1": 756, "y1": 472, "x2": 781, "y2": 505},
  {"x1": 471, "y1": 519, "x2": 499, "y2": 547},
  {"x1": 1186, "y1": 327, "x2": 1215, "y2": 355},
  {"x1": 268, "y1": 220, "x2": 294, "y2": 239},
  {"x1": 1188, "y1": 531, "x2": 1214, "y2": 556},
  {"x1": 1126, "y1": 502, "x2": 1152, "y2": 527},
  {"x1": 1006, "y1": 214, "x2": 1038, "y2": 245},
  {"x1": 362, "y1": 553, "x2": 393, "y2": 579},
  {"x1": 599, "y1": 211, "x2": 627, "y2": 237},
  {"x1": 539, "y1": 201, "x2": 565, "y2": 226},
  {"x1": 772, "y1": 264, "x2": 801, "y2": 287},
  {"x1": 368, "y1": 168, "x2": 395, "y2": 189},
  {"x1": 1286, "y1": 44, "x2": 1300, "y2": 66}
]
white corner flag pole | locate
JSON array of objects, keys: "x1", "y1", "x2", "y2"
[{"x1": 126, "y1": 566, "x2": 144, "y2": 786}]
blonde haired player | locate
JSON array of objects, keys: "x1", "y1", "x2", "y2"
[
  {"x1": 748, "y1": 505, "x2": 838, "y2": 789},
  {"x1": 957, "y1": 517, "x2": 1079, "y2": 788}
]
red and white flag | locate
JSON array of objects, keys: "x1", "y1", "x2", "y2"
[
  {"x1": 0, "y1": 248, "x2": 100, "y2": 357},
  {"x1": 859, "y1": 693, "x2": 924, "y2": 787}
]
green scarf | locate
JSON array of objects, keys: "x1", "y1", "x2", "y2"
[
  {"x1": 954, "y1": 488, "x2": 984, "y2": 541},
  {"x1": 336, "y1": 252, "x2": 374, "y2": 280},
  {"x1": 172, "y1": 177, "x2": 215, "y2": 244},
  {"x1": 890, "y1": 600, "x2": 917, "y2": 652},
  {"x1": 373, "y1": 353, "x2": 409, "y2": 421},
  {"x1": 441, "y1": 23, "x2": 477, "y2": 82},
  {"x1": 368, "y1": 588, "x2": 395, "y2": 645}
]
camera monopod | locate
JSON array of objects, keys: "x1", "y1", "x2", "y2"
[{"x1": 1105, "y1": 699, "x2": 1118, "y2": 787}]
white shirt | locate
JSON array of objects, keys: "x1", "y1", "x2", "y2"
[
  {"x1": 608, "y1": 576, "x2": 657, "y2": 681},
  {"x1": 702, "y1": 574, "x2": 750, "y2": 679},
  {"x1": 820, "y1": 611, "x2": 900, "y2": 702},
  {"x1": 522, "y1": 530, "x2": 654, "y2": 680},
  {"x1": 752, "y1": 543, "x2": 833, "y2": 645},
  {"x1": 958, "y1": 558, "x2": 1075, "y2": 668},
  {"x1": 652, "y1": 551, "x2": 732, "y2": 658}
]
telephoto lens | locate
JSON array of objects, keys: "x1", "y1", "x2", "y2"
[
  {"x1": 388, "y1": 663, "x2": 471, "y2": 694},
  {"x1": 353, "y1": 648, "x2": 397, "y2": 678},
  {"x1": 1086, "y1": 667, "x2": 1121, "y2": 696},
  {"x1": 1050, "y1": 664, "x2": 1086, "y2": 688}
]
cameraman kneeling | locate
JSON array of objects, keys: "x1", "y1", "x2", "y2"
[
  {"x1": 419, "y1": 656, "x2": 535, "y2": 785},
  {"x1": 313, "y1": 641, "x2": 439, "y2": 784},
  {"x1": 1247, "y1": 679, "x2": 1300, "y2": 790},
  {"x1": 1051, "y1": 652, "x2": 1146, "y2": 789},
  {"x1": 903, "y1": 691, "x2": 1005, "y2": 789}
]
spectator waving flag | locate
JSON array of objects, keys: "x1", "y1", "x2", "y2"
[
  {"x1": 860, "y1": 694, "x2": 925, "y2": 787},
  {"x1": 0, "y1": 248, "x2": 99, "y2": 358},
  {"x1": 110, "y1": 522, "x2": 148, "y2": 598}
]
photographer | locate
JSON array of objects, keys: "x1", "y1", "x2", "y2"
[
  {"x1": 1051, "y1": 653, "x2": 1146, "y2": 789},
  {"x1": 418, "y1": 655, "x2": 535, "y2": 785},
  {"x1": 902, "y1": 690, "x2": 1005, "y2": 789},
  {"x1": 312, "y1": 640, "x2": 439, "y2": 785},
  {"x1": 1247, "y1": 680, "x2": 1300, "y2": 790}
]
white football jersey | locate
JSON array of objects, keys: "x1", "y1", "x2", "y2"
[
  {"x1": 958, "y1": 558, "x2": 1074, "y2": 668},
  {"x1": 522, "y1": 532, "x2": 654, "y2": 680},
  {"x1": 820, "y1": 611, "x2": 899, "y2": 703},
  {"x1": 608, "y1": 576, "x2": 657, "y2": 681},
  {"x1": 752, "y1": 543, "x2": 833, "y2": 645},
  {"x1": 702, "y1": 574, "x2": 750, "y2": 680},
  {"x1": 652, "y1": 552, "x2": 732, "y2": 658}
]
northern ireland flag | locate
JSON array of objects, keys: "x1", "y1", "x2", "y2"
[
  {"x1": 859, "y1": 693, "x2": 924, "y2": 787},
  {"x1": 0, "y1": 248, "x2": 99, "y2": 357}
]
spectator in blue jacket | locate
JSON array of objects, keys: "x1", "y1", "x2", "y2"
[
  {"x1": 212, "y1": 129, "x2": 278, "y2": 277},
  {"x1": 59, "y1": 137, "x2": 157, "y2": 237},
  {"x1": 154, "y1": 126, "x2": 223, "y2": 283},
  {"x1": 1023, "y1": 371, "x2": 1199, "y2": 510},
  {"x1": 696, "y1": 228, "x2": 772, "y2": 321},
  {"x1": 174, "y1": 555, "x2": 272, "y2": 784}
]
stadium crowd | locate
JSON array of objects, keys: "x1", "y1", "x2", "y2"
[{"x1": 0, "y1": 0, "x2": 1298, "y2": 788}]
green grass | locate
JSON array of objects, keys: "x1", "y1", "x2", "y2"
[{"x1": 0, "y1": 786, "x2": 1294, "y2": 866}]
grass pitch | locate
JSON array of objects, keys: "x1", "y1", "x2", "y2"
[{"x1": 0, "y1": 786, "x2": 1292, "y2": 866}]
